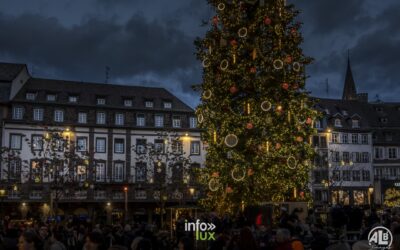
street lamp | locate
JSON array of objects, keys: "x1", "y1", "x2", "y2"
[
  {"x1": 368, "y1": 185, "x2": 374, "y2": 207},
  {"x1": 123, "y1": 186, "x2": 128, "y2": 221},
  {"x1": 0, "y1": 188, "x2": 6, "y2": 217},
  {"x1": 189, "y1": 187, "x2": 195, "y2": 196}
]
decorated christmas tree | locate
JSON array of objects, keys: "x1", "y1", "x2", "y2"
[{"x1": 194, "y1": 0, "x2": 317, "y2": 213}]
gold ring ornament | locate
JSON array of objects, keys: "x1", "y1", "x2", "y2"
[
  {"x1": 293, "y1": 62, "x2": 301, "y2": 72},
  {"x1": 197, "y1": 113, "x2": 204, "y2": 123},
  {"x1": 202, "y1": 58, "x2": 211, "y2": 68},
  {"x1": 209, "y1": 178, "x2": 220, "y2": 192},
  {"x1": 238, "y1": 27, "x2": 248, "y2": 38},
  {"x1": 273, "y1": 59, "x2": 284, "y2": 70},
  {"x1": 217, "y1": 3, "x2": 225, "y2": 10},
  {"x1": 231, "y1": 167, "x2": 246, "y2": 181},
  {"x1": 261, "y1": 101, "x2": 272, "y2": 111},
  {"x1": 203, "y1": 90, "x2": 212, "y2": 99},
  {"x1": 224, "y1": 134, "x2": 239, "y2": 148},
  {"x1": 220, "y1": 59, "x2": 229, "y2": 71},
  {"x1": 287, "y1": 156, "x2": 297, "y2": 170}
]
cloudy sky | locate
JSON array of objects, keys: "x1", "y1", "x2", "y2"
[{"x1": 0, "y1": 0, "x2": 398, "y2": 107}]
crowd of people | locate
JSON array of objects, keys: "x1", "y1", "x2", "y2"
[{"x1": 1, "y1": 205, "x2": 400, "y2": 250}]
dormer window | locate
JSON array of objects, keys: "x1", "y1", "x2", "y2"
[
  {"x1": 325, "y1": 109, "x2": 330, "y2": 115},
  {"x1": 26, "y1": 92, "x2": 36, "y2": 100},
  {"x1": 314, "y1": 120, "x2": 322, "y2": 129},
  {"x1": 124, "y1": 99, "x2": 133, "y2": 107},
  {"x1": 69, "y1": 95, "x2": 78, "y2": 103},
  {"x1": 97, "y1": 97, "x2": 106, "y2": 105},
  {"x1": 163, "y1": 101, "x2": 172, "y2": 109},
  {"x1": 334, "y1": 119, "x2": 342, "y2": 127},
  {"x1": 342, "y1": 110, "x2": 348, "y2": 116},
  {"x1": 352, "y1": 119, "x2": 360, "y2": 128},
  {"x1": 47, "y1": 94, "x2": 56, "y2": 101},
  {"x1": 145, "y1": 100, "x2": 153, "y2": 108}
]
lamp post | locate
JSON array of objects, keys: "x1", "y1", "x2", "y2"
[
  {"x1": 368, "y1": 185, "x2": 374, "y2": 209},
  {"x1": 123, "y1": 186, "x2": 128, "y2": 221},
  {"x1": 0, "y1": 188, "x2": 6, "y2": 217}
]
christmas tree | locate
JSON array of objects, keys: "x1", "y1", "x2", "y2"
[{"x1": 194, "y1": 0, "x2": 317, "y2": 213}]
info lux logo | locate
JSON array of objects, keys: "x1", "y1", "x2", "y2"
[{"x1": 184, "y1": 219, "x2": 216, "y2": 241}]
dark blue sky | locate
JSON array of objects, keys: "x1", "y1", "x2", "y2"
[{"x1": 0, "y1": 0, "x2": 399, "y2": 107}]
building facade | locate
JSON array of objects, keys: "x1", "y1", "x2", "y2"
[
  {"x1": 0, "y1": 62, "x2": 205, "y2": 223},
  {"x1": 311, "y1": 58, "x2": 400, "y2": 207}
]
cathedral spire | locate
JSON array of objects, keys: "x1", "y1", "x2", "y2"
[{"x1": 342, "y1": 52, "x2": 357, "y2": 100}]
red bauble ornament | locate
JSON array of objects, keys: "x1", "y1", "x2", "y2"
[
  {"x1": 246, "y1": 122, "x2": 254, "y2": 130},
  {"x1": 291, "y1": 28, "x2": 297, "y2": 35},
  {"x1": 226, "y1": 186, "x2": 233, "y2": 193},
  {"x1": 250, "y1": 67, "x2": 257, "y2": 73},
  {"x1": 264, "y1": 17, "x2": 272, "y2": 25},
  {"x1": 275, "y1": 143, "x2": 282, "y2": 150},
  {"x1": 212, "y1": 172, "x2": 220, "y2": 178},
  {"x1": 296, "y1": 136, "x2": 304, "y2": 142},
  {"x1": 247, "y1": 168, "x2": 254, "y2": 176},
  {"x1": 281, "y1": 82, "x2": 289, "y2": 90},
  {"x1": 229, "y1": 85, "x2": 238, "y2": 94},
  {"x1": 285, "y1": 56, "x2": 292, "y2": 64},
  {"x1": 306, "y1": 117, "x2": 313, "y2": 125},
  {"x1": 212, "y1": 16, "x2": 219, "y2": 26},
  {"x1": 300, "y1": 191, "x2": 305, "y2": 198},
  {"x1": 230, "y1": 40, "x2": 238, "y2": 48}
]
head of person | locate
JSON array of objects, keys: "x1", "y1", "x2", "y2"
[
  {"x1": 276, "y1": 228, "x2": 291, "y2": 243},
  {"x1": 178, "y1": 236, "x2": 194, "y2": 250},
  {"x1": 38, "y1": 225, "x2": 49, "y2": 239},
  {"x1": 18, "y1": 231, "x2": 42, "y2": 250},
  {"x1": 85, "y1": 231, "x2": 103, "y2": 250}
]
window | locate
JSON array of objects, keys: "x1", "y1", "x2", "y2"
[
  {"x1": 361, "y1": 134, "x2": 369, "y2": 144},
  {"x1": 95, "y1": 162, "x2": 106, "y2": 182},
  {"x1": 362, "y1": 152, "x2": 370, "y2": 163},
  {"x1": 115, "y1": 113, "x2": 124, "y2": 126},
  {"x1": 352, "y1": 119, "x2": 360, "y2": 128},
  {"x1": 314, "y1": 120, "x2": 321, "y2": 129},
  {"x1": 341, "y1": 133, "x2": 348, "y2": 144},
  {"x1": 375, "y1": 147, "x2": 384, "y2": 159},
  {"x1": 362, "y1": 170, "x2": 370, "y2": 181},
  {"x1": 47, "y1": 94, "x2": 56, "y2": 101},
  {"x1": 163, "y1": 102, "x2": 172, "y2": 109},
  {"x1": 189, "y1": 117, "x2": 197, "y2": 128},
  {"x1": 78, "y1": 112, "x2": 87, "y2": 124},
  {"x1": 154, "y1": 139, "x2": 164, "y2": 153},
  {"x1": 33, "y1": 108, "x2": 44, "y2": 121},
  {"x1": 31, "y1": 160, "x2": 42, "y2": 183},
  {"x1": 12, "y1": 106, "x2": 24, "y2": 120},
  {"x1": 342, "y1": 170, "x2": 351, "y2": 181},
  {"x1": 76, "y1": 165, "x2": 87, "y2": 182},
  {"x1": 113, "y1": 162, "x2": 124, "y2": 182},
  {"x1": 135, "y1": 162, "x2": 147, "y2": 182},
  {"x1": 135, "y1": 190, "x2": 147, "y2": 199},
  {"x1": 332, "y1": 133, "x2": 339, "y2": 143},
  {"x1": 334, "y1": 118, "x2": 342, "y2": 127},
  {"x1": 352, "y1": 152, "x2": 361, "y2": 163},
  {"x1": 155, "y1": 114, "x2": 164, "y2": 127},
  {"x1": 136, "y1": 139, "x2": 147, "y2": 154},
  {"x1": 342, "y1": 152, "x2": 350, "y2": 163},
  {"x1": 388, "y1": 148, "x2": 397, "y2": 159},
  {"x1": 190, "y1": 141, "x2": 200, "y2": 155},
  {"x1": 10, "y1": 134, "x2": 22, "y2": 149},
  {"x1": 172, "y1": 140, "x2": 183, "y2": 154},
  {"x1": 124, "y1": 99, "x2": 133, "y2": 107},
  {"x1": 54, "y1": 110, "x2": 64, "y2": 122},
  {"x1": 32, "y1": 135, "x2": 43, "y2": 151},
  {"x1": 26, "y1": 92, "x2": 36, "y2": 100},
  {"x1": 76, "y1": 137, "x2": 87, "y2": 152},
  {"x1": 145, "y1": 101, "x2": 153, "y2": 108},
  {"x1": 97, "y1": 97, "x2": 106, "y2": 105},
  {"x1": 136, "y1": 114, "x2": 145, "y2": 127},
  {"x1": 320, "y1": 136, "x2": 327, "y2": 148},
  {"x1": 9, "y1": 159, "x2": 21, "y2": 180},
  {"x1": 96, "y1": 112, "x2": 106, "y2": 124},
  {"x1": 332, "y1": 151, "x2": 340, "y2": 162},
  {"x1": 332, "y1": 171, "x2": 340, "y2": 181},
  {"x1": 69, "y1": 96, "x2": 78, "y2": 103},
  {"x1": 172, "y1": 116, "x2": 181, "y2": 128},
  {"x1": 352, "y1": 134, "x2": 359, "y2": 144},
  {"x1": 352, "y1": 171, "x2": 361, "y2": 181},
  {"x1": 96, "y1": 138, "x2": 106, "y2": 153},
  {"x1": 114, "y1": 138, "x2": 125, "y2": 154}
]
